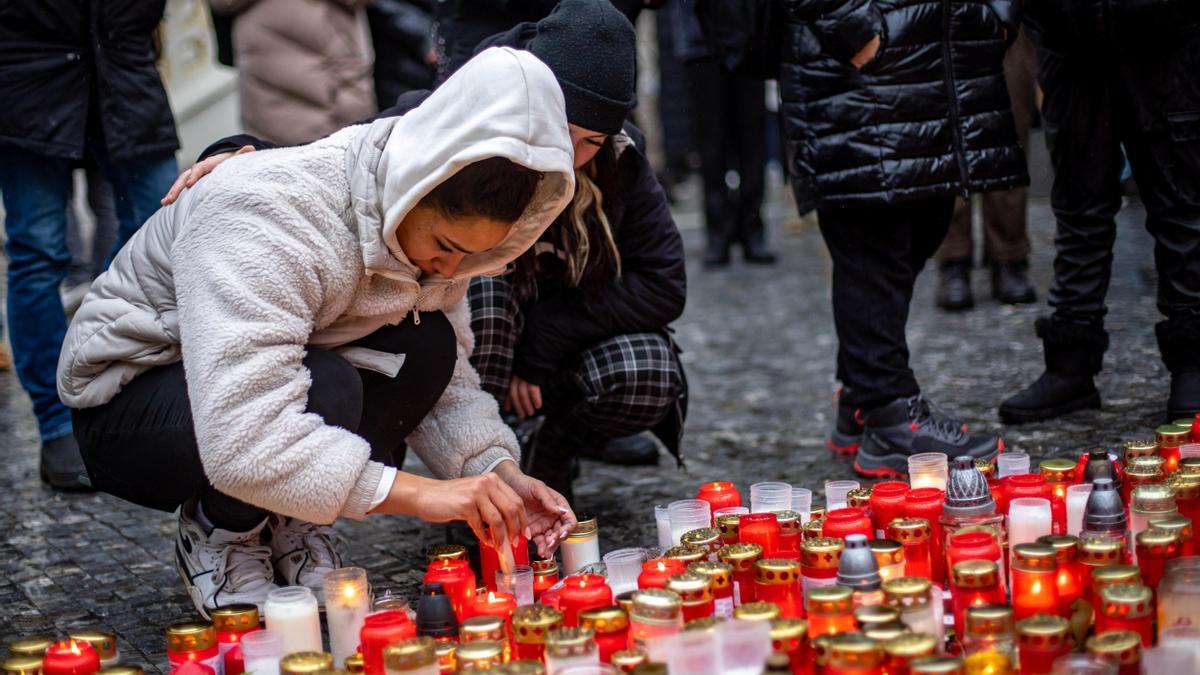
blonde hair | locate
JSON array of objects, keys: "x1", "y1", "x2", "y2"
[{"x1": 563, "y1": 162, "x2": 622, "y2": 287}]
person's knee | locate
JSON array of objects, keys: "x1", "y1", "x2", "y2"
[
  {"x1": 304, "y1": 348, "x2": 364, "y2": 430},
  {"x1": 579, "y1": 336, "x2": 683, "y2": 412}
]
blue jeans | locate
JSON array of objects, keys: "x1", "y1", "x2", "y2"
[{"x1": 0, "y1": 146, "x2": 177, "y2": 441}]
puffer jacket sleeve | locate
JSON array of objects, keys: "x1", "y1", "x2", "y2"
[
  {"x1": 406, "y1": 290, "x2": 521, "y2": 477},
  {"x1": 172, "y1": 190, "x2": 384, "y2": 525},
  {"x1": 513, "y1": 145, "x2": 687, "y2": 385},
  {"x1": 782, "y1": 0, "x2": 885, "y2": 64}
]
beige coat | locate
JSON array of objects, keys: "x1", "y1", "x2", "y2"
[{"x1": 211, "y1": 0, "x2": 377, "y2": 145}]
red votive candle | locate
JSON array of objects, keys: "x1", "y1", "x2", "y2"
[
  {"x1": 479, "y1": 533, "x2": 529, "y2": 593},
  {"x1": 473, "y1": 590, "x2": 518, "y2": 623},
  {"x1": 950, "y1": 559, "x2": 1005, "y2": 639},
  {"x1": 946, "y1": 530, "x2": 1003, "y2": 594},
  {"x1": 868, "y1": 482, "x2": 909, "y2": 538},
  {"x1": 769, "y1": 618, "x2": 810, "y2": 675},
  {"x1": 885, "y1": 518, "x2": 933, "y2": 581},
  {"x1": 1097, "y1": 584, "x2": 1154, "y2": 646},
  {"x1": 212, "y1": 605, "x2": 260, "y2": 675},
  {"x1": 557, "y1": 574, "x2": 613, "y2": 627},
  {"x1": 511, "y1": 604, "x2": 563, "y2": 662},
  {"x1": 822, "y1": 508, "x2": 873, "y2": 542},
  {"x1": 1011, "y1": 544, "x2": 1059, "y2": 622},
  {"x1": 1016, "y1": 613, "x2": 1071, "y2": 675},
  {"x1": 800, "y1": 537, "x2": 843, "y2": 597},
  {"x1": 1038, "y1": 534, "x2": 1083, "y2": 617},
  {"x1": 696, "y1": 481, "x2": 742, "y2": 517},
  {"x1": 719, "y1": 543, "x2": 764, "y2": 605},
  {"x1": 739, "y1": 512, "x2": 781, "y2": 556},
  {"x1": 44, "y1": 640, "x2": 100, "y2": 675},
  {"x1": 805, "y1": 586, "x2": 856, "y2": 639},
  {"x1": 532, "y1": 559, "x2": 559, "y2": 602},
  {"x1": 667, "y1": 571, "x2": 715, "y2": 622},
  {"x1": 754, "y1": 559, "x2": 803, "y2": 619},
  {"x1": 903, "y1": 488, "x2": 946, "y2": 583},
  {"x1": 424, "y1": 558, "x2": 476, "y2": 621},
  {"x1": 1004, "y1": 474, "x2": 1049, "y2": 514},
  {"x1": 988, "y1": 477, "x2": 1007, "y2": 514},
  {"x1": 360, "y1": 610, "x2": 416, "y2": 675},
  {"x1": 776, "y1": 511, "x2": 802, "y2": 557},
  {"x1": 1040, "y1": 459, "x2": 1076, "y2": 534},
  {"x1": 1134, "y1": 528, "x2": 1178, "y2": 593},
  {"x1": 1165, "y1": 478, "x2": 1200, "y2": 556},
  {"x1": 637, "y1": 558, "x2": 686, "y2": 590},
  {"x1": 580, "y1": 606, "x2": 629, "y2": 663},
  {"x1": 166, "y1": 624, "x2": 223, "y2": 675}
]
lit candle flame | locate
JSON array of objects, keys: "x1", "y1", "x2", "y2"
[
  {"x1": 1031, "y1": 580, "x2": 1042, "y2": 594},
  {"x1": 487, "y1": 592, "x2": 497, "y2": 603},
  {"x1": 69, "y1": 641, "x2": 82, "y2": 656},
  {"x1": 657, "y1": 561, "x2": 666, "y2": 572},
  {"x1": 342, "y1": 584, "x2": 356, "y2": 600}
]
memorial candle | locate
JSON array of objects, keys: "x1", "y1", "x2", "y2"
[
  {"x1": 1165, "y1": 475, "x2": 1200, "y2": 554},
  {"x1": 739, "y1": 512, "x2": 780, "y2": 556},
  {"x1": 903, "y1": 488, "x2": 946, "y2": 583},
  {"x1": 472, "y1": 590, "x2": 517, "y2": 624},
  {"x1": 1015, "y1": 614, "x2": 1070, "y2": 675},
  {"x1": 532, "y1": 559, "x2": 559, "y2": 602},
  {"x1": 459, "y1": 615, "x2": 507, "y2": 664},
  {"x1": 479, "y1": 533, "x2": 529, "y2": 593},
  {"x1": 265, "y1": 586, "x2": 322, "y2": 654},
  {"x1": 1097, "y1": 583, "x2": 1155, "y2": 646},
  {"x1": 719, "y1": 542, "x2": 764, "y2": 606},
  {"x1": 324, "y1": 567, "x2": 371, "y2": 665},
  {"x1": 681, "y1": 527, "x2": 723, "y2": 562},
  {"x1": 1010, "y1": 544, "x2": 1059, "y2": 622},
  {"x1": 560, "y1": 515, "x2": 601, "y2": 576},
  {"x1": 769, "y1": 618, "x2": 810, "y2": 675},
  {"x1": 1134, "y1": 528, "x2": 1179, "y2": 591},
  {"x1": 1040, "y1": 459, "x2": 1075, "y2": 534},
  {"x1": 799, "y1": 537, "x2": 843, "y2": 596},
  {"x1": 579, "y1": 606, "x2": 629, "y2": 663},
  {"x1": 1037, "y1": 534, "x2": 1083, "y2": 617},
  {"x1": 688, "y1": 561, "x2": 735, "y2": 619},
  {"x1": 1147, "y1": 514, "x2": 1193, "y2": 558},
  {"x1": 805, "y1": 586, "x2": 856, "y2": 639},
  {"x1": 869, "y1": 539, "x2": 905, "y2": 583},
  {"x1": 637, "y1": 558, "x2": 685, "y2": 590},
  {"x1": 753, "y1": 559, "x2": 803, "y2": 619},
  {"x1": 211, "y1": 605, "x2": 260, "y2": 675},
  {"x1": 1158, "y1": 424, "x2": 1190, "y2": 473},
  {"x1": 627, "y1": 589, "x2": 683, "y2": 651},
  {"x1": 773, "y1": 511, "x2": 803, "y2": 557},
  {"x1": 360, "y1": 611, "x2": 417, "y2": 675},
  {"x1": 667, "y1": 571, "x2": 715, "y2": 622},
  {"x1": 165, "y1": 624, "x2": 223, "y2": 675},
  {"x1": 557, "y1": 575, "x2": 613, "y2": 627},
  {"x1": 381, "y1": 637, "x2": 438, "y2": 675},
  {"x1": 510, "y1": 605, "x2": 563, "y2": 662},
  {"x1": 696, "y1": 481, "x2": 742, "y2": 515},
  {"x1": 423, "y1": 559, "x2": 476, "y2": 621},
  {"x1": 950, "y1": 560, "x2": 1005, "y2": 639},
  {"x1": 43, "y1": 640, "x2": 100, "y2": 675},
  {"x1": 868, "y1": 482, "x2": 910, "y2": 538},
  {"x1": 886, "y1": 518, "x2": 932, "y2": 580},
  {"x1": 822, "y1": 508, "x2": 873, "y2": 542}
]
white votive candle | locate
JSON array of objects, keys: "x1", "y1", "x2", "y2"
[
  {"x1": 1008, "y1": 497, "x2": 1053, "y2": 547},
  {"x1": 560, "y1": 516, "x2": 601, "y2": 575},
  {"x1": 323, "y1": 567, "x2": 370, "y2": 664},
  {"x1": 265, "y1": 586, "x2": 323, "y2": 655},
  {"x1": 240, "y1": 630, "x2": 285, "y2": 675},
  {"x1": 1066, "y1": 484, "x2": 1092, "y2": 537},
  {"x1": 655, "y1": 504, "x2": 673, "y2": 551}
]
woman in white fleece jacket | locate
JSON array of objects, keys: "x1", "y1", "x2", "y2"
[{"x1": 56, "y1": 48, "x2": 578, "y2": 617}]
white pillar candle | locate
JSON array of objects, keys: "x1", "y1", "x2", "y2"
[
  {"x1": 265, "y1": 586, "x2": 323, "y2": 655},
  {"x1": 907, "y1": 453, "x2": 948, "y2": 491},
  {"x1": 240, "y1": 630, "x2": 285, "y2": 675},
  {"x1": 1066, "y1": 484, "x2": 1093, "y2": 537},
  {"x1": 1008, "y1": 498, "x2": 1053, "y2": 546},
  {"x1": 602, "y1": 548, "x2": 647, "y2": 596},
  {"x1": 560, "y1": 517, "x2": 601, "y2": 575},
  {"x1": 323, "y1": 567, "x2": 370, "y2": 664},
  {"x1": 655, "y1": 505, "x2": 673, "y2": 552}
]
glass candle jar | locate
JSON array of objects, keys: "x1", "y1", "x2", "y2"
[
  {"x1": 265, "y1": 586, "x2": 322, "y2": 654},
  {"x1": 533, "y1": 559, "x2": 561, "y2": 602},
  {"x1": 696, "y1": 481, "x2": 743, "y2": 515},
  {"x1": 628, "y1": 589, "x2": 683, "y2": 651},
  {"x1": 382, "y1": 638, "x2": 438, "y2": 675},
  {"x1": 497, "y1": 565, "x2": 536, "y2": 607},
  {"x1": 1085, "y1": 630, "x2": 1142, "y2": 675},
  {"x1": 997, "y1": 452, "x2": 1031, "y2": 479},
  {"x1": 869, "y1": 539, "x2": 905, "y2": 583},
  {"x1": 460, "y1": 615, "x2": 507, "y2": 665},
  {"x1": 1134, "y1": 527, "x2": 1179, "y2": 591},
  {"x1": 166, "y1": 624, "x2": 222, "y2": 675},
  {"x1": 946, "y1": 530, "x2": 1005, "y2": 596},
  {"x1": 654, "y1": 504, "x2": 673, "y2": 552},
  {"x1": 1008, "y1": 498, "x2": 1053, "y2": 549},
  {"x1": 1011, "y1": 544, "x2": 1060, "y2": 621},
  {"x1": 886, "y1": 519, "x2": 933, "y2": 580},
  {"x1": 432, "y1": 641, "x2": 455, "y2": 674},
  {"x1": 905, "y1": 489, "x2": 947, "y2": 584},
  {"x1": 681, "y1": 527, "x2": 723, "y2": 562},
  {"x1": 324, "y1": 567, "x2": 371, "y2": 665},
  {"x1": 637, "y1": 558, "x2": 686, "y2": 591},
  {"x1": 562, "y1": 516, "x2": 601, "y2": 576},
  {"x1": 962, "y1": 604, "x2": 1015, "y2": 664},
  {"x1": 870, "y1": 483, "x2": 911, "y2": 538},
  {"x1": 579, "y1": 606, "x2": 629, "y2": 664},
  {"x1": 1129, "y1": 485, "x2": 1178, "y2": 563},
  {"x1": 753, "y1": 559, "x2": 802, "y2": 619},
  {"x1": 600, "y1": 550, "x2": 644, "y2": 597},
  {"x1": 939, "y1": 514, "x2": 1006, "y2": 593},
  {"x1": 559, "y1": 575, "x2": 614, "y2": 627},
  {"x1": 1122, "y1": 460, "x2": 1163, "y2": 507},
  {"x1": 770, "y1": 618, "x2": 810, "y2": 675},
  {"x1": 773, "y1": 511, "x2": 803, "y2": 557},
  {"x1": 1166, "y1": 474, "x2": 1200, "y2": 544},
  {"x1": 666, "y1": 572, "x2": 714, "y2": 623},
  {"x1": 883, "y1": 633, "x2": 938, "y2": 675},
  {"x1": 717, "y1": 513, "x2": 742, "y2": 546},
  {"x1": 1097, "y1": 584, "x2": 1154, "y2": 646},
  {"x1": 739, "y1": 512, "x2": 781, "y2": 557},
  {"x1": 545, "y1": 627, "x2": 599, "y2": 673},
  {"x1": 1078, "y1": 537, "x2": 1126, "y2": 603},
  {"x1": 424, "y1": 559, "x2": 476, "y2": 622},
  {"x1": 823, "y1": 508, "x2": 873, "y2": 542},
  {"x1": 1125, "y1": 439, "x2": 1159, "y2": 463},
  {"x1": 882, "y1": 577, "x2": 941, "y2": 644},
  {"x1": 718, "y1": 542, "x2": 764, "y2": 606},
  {"x1": 950, "y1": 560, "x2": 1005, "y2": 640},
  {"x1": 1037, "y1": 534, "x2": 1083, "y2": 617},
  {"x1": 688, "y1": 561, "x2": 735, "y2": 619},
  {"x1": 1015, "y1": 614, "x2": 1070, "y2": 675},
  {"x1": 806, "y1": 586, "x2": 857, "y2": 639},
  {"x1": 511, "y1": 604, "x2": 563, "y2": 662},
  {"x1": 800, "y1": 537, "x2": 843, "y2": 595}
]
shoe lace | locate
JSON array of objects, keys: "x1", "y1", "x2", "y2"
[
  {"x1": 210, "y1": 539, "x2": 273, "y2": 591},
  {"x1": 291, "y1": 519, "x2": 344, "y2": 570},
  {"x1": 907, "y1": 395, "x2": 967, "y2": 442}
]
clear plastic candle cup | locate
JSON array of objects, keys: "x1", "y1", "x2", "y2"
[
  {"x1": 602, "y1": 548, "x2": 648, "y2": 595},
  {"x1": 907, "y1": 453, "x2": 948, "y2": 490},
  {"x1": 668, "y1": 500, "x2": 712, "y2": 547},
  {"x1": 717, "y1": 618, "x2": 773, "y2": 675},
  {"x1": 264, "y1": 586, "x2": 322, "y2": 655},
  {"x1": 1008, "y1": 498, "x2": 1053, "y2": 547},
  {"x1": 750, "y1": 482, "x2": 792, "y2": 513},
  {"x1": 997, "y1": 451, "x2": 1031, "y2": 478},
  {"x1": 791, "y1": 488, "x2": 813, "y2": 523},
  {"x1": 240, "y1": 630, "x2": 285, "y2": 675},
  {"x1": 824, "y1": 481, "x2": 860, "y2": 511},
  {"x1": 1066, "y1": 484, "x2": 1093, "y2": 537},
  {"x1": 655, "y1": 504, "x2": 673, "y2": 551},
  {"x1": 496, "y1": 565, "x2": 535, "y2": 606}
]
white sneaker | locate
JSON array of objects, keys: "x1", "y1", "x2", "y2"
[
  {"x1": 175, "y1": 501, "x2": 279, "y2": 619},
  {"x1": 268, "y1": 516, "x2": 345, "y2": 595}
]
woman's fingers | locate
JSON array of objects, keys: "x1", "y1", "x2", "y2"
[
  {"x1": 489, "y1": 475, "x2": 527, "y2": 543},
  {"x1": 529, "y1": 383, "x2": 543, "y2": 413},
  {"x1": 161, "y1": 168, "x2": 193, "y2": 205}
]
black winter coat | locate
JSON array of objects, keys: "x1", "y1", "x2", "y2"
[
  {"x1": 778, "y1": 0, "x2": 1029, "y2": 207},
  {"x1": 0, "y1": 0, "x2": 179, "y2": 161}
]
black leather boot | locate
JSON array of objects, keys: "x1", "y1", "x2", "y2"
[
  {"x1": 739, "y1": 215, "x2": 778, "y2": 265},
  {"x1": 1156, "y1": 316, "x2": 1200, "y2": 421},
  {"x1": 992, "y1": 260, "x2": 1037, "y2": 304},
  {"x1": 936, "y1": 260, "x2": 974, "y2": 311},
  {"x1": 1000, "y1": 317, "x2": 1106, "y2": 423}
]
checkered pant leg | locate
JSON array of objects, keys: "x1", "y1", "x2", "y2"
[
  {"x1": 468, "y1": 276, "x2": 521, "y2": 402},
  {"x1": 568, "y1": 333, "x2": 683, "y2": 440}
]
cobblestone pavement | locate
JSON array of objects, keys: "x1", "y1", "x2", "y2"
[{"x1": 0, "y1": 181, "x2": 1167, "y2": 669}]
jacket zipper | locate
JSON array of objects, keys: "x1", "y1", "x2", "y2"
[{"x1": 940, "y1": 0, "x2": 971, "y2": 197}]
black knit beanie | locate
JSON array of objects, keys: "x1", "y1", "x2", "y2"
[{"x1": 476, "y1": 0, "x2": 637, "y2": 135}]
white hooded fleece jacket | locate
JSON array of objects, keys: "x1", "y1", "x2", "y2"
[{"x1": 56, "y1": 48, "x2": 576, "y2": 524}]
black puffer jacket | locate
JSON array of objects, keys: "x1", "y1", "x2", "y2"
[
  {"x1": 0, "y1": 0, "x2": 179, "y2": 161},
  {"x1": 778, "y1": 0, "x2": 1028, "y2": 207},
  {"x1": 1023, "y1": 0, "x2": 1200, "y2": 53}
]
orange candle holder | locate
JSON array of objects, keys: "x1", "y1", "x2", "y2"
[
  {"x1": 886, "y1": 518, "x2": 932, "y2": 580},
  {"x1": 1147, "y1": 514, "x2": 1192, "y2": 558},
  {"x1": 1089, "y1": 565, "x2": 1141, "y2": 617},
  {"x1": 950, "y1": 559, "x2": 1005, "y2": 639},
  {"x1": 1157, "y1": 424, "x2": 1190, "y2": 473},
  {"x1": 1037, "y1": 534, "x2": 1083, "y2": 617}
]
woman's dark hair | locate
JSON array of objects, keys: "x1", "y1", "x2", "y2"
[{"x1": 421, "y1": 157, "x2": 544, "y2": 223}]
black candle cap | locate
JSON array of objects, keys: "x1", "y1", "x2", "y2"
[
  {"x1": 1083, "y1": 478, "x2": 1127, "y2": 534},
  {"x1": 837, "y1": 534, "x2": 882, "y2": 591},
  {"x1": 1083, "y1": 449, "x2": 1117, "y2": 485},
  {"x1": 416, "y1": 582, "x2": 459, "y2": 638}
]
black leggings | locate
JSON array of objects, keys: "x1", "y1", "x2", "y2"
[{"x1": 73, "y1": 313, "x2": 456, "y2": 530}]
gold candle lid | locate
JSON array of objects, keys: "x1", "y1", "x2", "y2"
[
  {"x1": 734, "y1": 601, "x2": 782, "y2": 622},
  {"x1": 847, "y1": 488, "x2": 873, "y2": 509},
  {"x1": 425, "y1": 544, "x2": 468, "y2": 562},
  {"x1": 683, "y1": 616, "x2": 722, "y2": 633},
  {"x1": 1037, "y1": 534, "x2": 1081, "y2": 563},
  {"x1": 908, "y1": 656, "x2": 965, "y2": 674},
  {"x1": 718, "y1": 542, "x2": 763, "y2": 571},
  {"x1": 1086, "y1": 630, "x2": 1142, "y2": 665},
  {"x1": 460, "y1": 615, "x2": 506, "y2": 643},
  {"x1": 716, "y1": 514, "x2": 742, "y2": 539},
  {"x1": 532, "y1": 558, "x2": 559, "y2": 577},
  {"x1": 863, "y1": 622, "x2": 911, "y2": 642},
  {"x1": 498, "y1": 662, "x2": 545, "y2": 675},
  {"x1": 1156, "y1": 424, "x2": 1190, "y2": 448},
  {"x1": 344, "y1": 653, "x2": 364, "y2": 673},
  {"x1": 855, "y1": 604, "x2": 901, "y2": 627},
  {"x1": 965, "y1": 604, "x2": 1013, "y2": 638},
  {"x1": 2, "y1": 656, "x2": 44, "y2": 675},
  {"x1": 7, "y1": 637, "x2": 54, "y2": 657},
  {"x1": 869, "y1": 539, "x2": 904, "y2": 567},
  {"x1": 754, "y1": 558, "x2": 801, "y2": 585},
  {"x1": 165, "y1": 622, "x2": 216, "y2": 653},
  {"x1": 1131, "y1": 484, "x2": 1178, "y2": 515},
  {"x1": 951, "y1": 559, "x2": 999, "y2": 589},
  {"x1": 663, "y1": 545, "x2": 706, "y2": 564},
  {"x1": 802, "y1": 518, "x2": 825, "y2": 540},
  {"x1": 770, "y1": 618, "x2": 808, "y2": 642},
  {"x1": 883, "y1": 632, "x2": 938, "y2": 660},
  {"x1": 1149, "y1": 515, "x2": 1193, "y2": 542},
  {"x1": 1167, "y1": 472, "x2": 1200, "y2": 500},
  {"x1": 616, "y1": 590, "x2": 636, "y2": 614},
  {"x1": 383, "y1": 638, "x2": 436, "y2": 671},
  {"x1": 611, "y1": 648, "x2": 647, "y2": 670},
  {"x1": 456, "y1": 640, "x2": 505, "y2": 664},
  {"x1": 579, "y1": 606, "x2": 628, "y2": 635},
  {"x1": 568, "y1": 514, "x2": 598, "y2": 539},
  {"x1": 1016, "y1": 613, "x2": 1070, "y2": 650},
  {"x1": 886, "y1": 518, "x2": 931, "y2": 544},
  {"x1": 809, "y1": 506, "x2": 827, "y2": 522},
  {"x1": 630, "y1": 589, "x2": 682, "y2": 622},
  {"x1": 687, "y1": 561, "x2": 733, "y2": 590},
  {"x1": 1128, "y1": 454, "x2": 1166, "y2": 471},
  {"x1": 209, "y1": 605, "x2": 260, "y2": 633},
  {"x1": 1012, "y1": 543, "x2": 1057, "y2": 571},
  {"x1": 773, "y1": 510, "x2": 803, "y2": 534},
  {"x1": 1079, "y1": 536, "x2": 1124, "y2": 566},
  {"x1": 629, "y1": 663, "x2": 667, "y2": 675},
  {"x1": 433, "y1": 641, "x2": 456, "y2": 667},
  {"x1": 975, "y1": 458, "x2": 996, "y2": 477},
  {"x1": 545, "y1": 628, "x2": 596, "y2": 659},
  {"x1": 681, "y1": 527, "x2": 721, "y2": 549},
  {"x1": 1040, "y1": 458, "x2": 1077, "y2": 483},
  {"x1": 1099, "y1": 583, "x2": 1154, "y2": 619},
  {"x1": 1136, "y1": 527, "x2": 1179, "y2": 554},
  {"x1": 65, "y1": 631, "x2": 117, "y2": 661},
  {"x1": 666, "y1": 572, "x2": 712, "y2": 604},
  {"x1": 1091, "y1": 564, "x2": 1142, "y2": 593},
  {"x1": 806, "y1": 585, "x2": 854, "y2": 615},
  {"x1": 280, "y1": 652, "x2": 334, "y2": 675},
  {"x1": 882, "y1": 577, "x2": 933, "y2": 608},
  {"x1": 1124, "y1": 439, "x2": 1159, "y2": 461},
  {"x1": 512, "y1": 604, "x2": 564, "y2": 644},
  {"x1": 98, "y1": 667, "x2": 143, "y2": 675},
  {"x1": 1180, "y1": 456, "x2": 1200, "y2": 475},
  {"x1": 800, "y1": 537, "x2": 843, "y2": 570},
  {"x1": 826, "y1": 633, "x2": 884, "y2": 669}
]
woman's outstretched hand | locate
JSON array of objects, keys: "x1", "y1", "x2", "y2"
[
  {"x1": 160, "y1": 144, "x2": 256, "y2": 206},
  {"x1": 493, "y1": 460, "x2": 576, "y2": 559},
  {"x1": 377, "y1": 471, "x2": 527, "y2": 548}
]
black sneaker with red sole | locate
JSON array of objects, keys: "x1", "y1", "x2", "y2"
[
  {"x1": 827, "y1": 388, "x2": 863, "y2": 455},
  {"x1": 854, "y1": 395, "x2": 1002, "y2": 478}
]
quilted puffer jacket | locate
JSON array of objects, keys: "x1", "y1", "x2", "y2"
[{"x1": 778, "y1": 0, "x2": 1030, "y2": 208}]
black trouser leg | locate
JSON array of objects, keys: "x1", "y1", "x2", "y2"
[
  {"x1": 687, "y1": 61, "x2": 734, "y2": 260},
  {"x1": 819, "y1": 197, "x2": 955, "y2": 411},
  {"x1": 72, "y1": 314, "x2": 456, "y2": 529},
  {"x1": 731, "y1": 75, "x2": 768, "y2": 251}
]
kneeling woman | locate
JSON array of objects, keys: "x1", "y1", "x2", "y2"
[{"x1": 56, "y1": 49, "x2": 577, "y2": 617}]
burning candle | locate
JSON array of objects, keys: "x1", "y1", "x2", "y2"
[
  {"x1": 1040, "y1": 459, "x2": 1075, "y2": 534},
  {"x1": 739, "y1": 512, "x2": 781, "y2": 556},
  {"x1": 886, "y1": 518, "x2": 933, "y2": 580},
  {"x1": 1089, "y1": 564, "x2": 1142, "y2": 618},
  {"x1": 1085, "y1": 630, "x2": 1142, "y2": 675},
  {"x1": 950, "y1": 559, "x2": 1005, "y2": 639},
  {"x1": 628, "y1": 589, "x2": 684, "y2": 651},
  {"x1": 532, "y1": 559, "x2": 560, "y2": 602},
  {"x1": 696, "y1": 481, "x2": 742, "y2": 515},
  {"x1": 561, "y1": 515, "x2": 601, "y2": 576},
  {"x1": 1015, "y1": 613, "x2": 1070, "y2": 675},
  {"x1": 1134, "y1": 527, "x2": 1179, "y2": 591},
  {"x1": 557, "y1": 575, "x2": 613, "y2": 627},
  {"x1": 961, "y1": 604, "x2": 1015, "y2": 665},
  {"x1": 868, "y1": 482, "x2": 910, "y2": 538},
  {"x1": 753, "y1": 559, "x2": 802, "y2": 619},
  {"x1": 637, "y1": 558, "x2": 686, "y2": 591},
  {"x1": 903, "y1": 488, "x2": 946, "y2": 583},
  {"x1": 423, "y1": 558, "x2": 476, "y2": 621},
  {"x1": 579, "y1": 606, "x2": 629, "y2": 663},
  {"x1": 479, "y1": 533, "x2": 529, "y2": 593},
  {"x1": 688, "y1": 561, "x2": 735, "y2": 619},
  {"x1": 805, "y1": 585, "x2": 856, "y2": 639},
  {"x1": 324, "y1": 567, "x2": 371, "y2": 665},
  {"x1": 822, "y1": 508, "x2": 873, "y2": 542},
  {"x1": 908, "y1": 453, "x2": 948, "y2": 490},
  {"x1": 667, "y1": 572, "x2": 715, "y2": 622},
  {"x1": 165, "y1": 624, "x2": 226, "y2": 675},
  {"x1": 1097, "y1": 583, "x2": 1155, "y2": 646},
  {"x1": 360, "y1": 611, "x2": 417, "y2": 675},
  {"x1": 1010, "y1": 544, "x2": 1059, "y2": 622},
  {"x1": 799, "y1": 537, "x2": 843, "y2": 596},
  {"x1": 472, "y1": 590, "x2": 517, "y2": 627},
  {"x1": 1037, "y1": 534, "x2": 1083, "y2": 617},
  {"x1": 381, "y1": 637, "x2": 438, "y2": 675},
  {"x1": 1158, "y1": 424, "x2": 1190, "y2": 473},
  {"x1": 43, "y1": 640, "x2": 100, "y2": 675},
  {"x1": 869, "y1": 539, "x2": 905, "y2": 583},
  {"x1": 511, "y1": 604, "x2": 563, "y2": 662}
]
